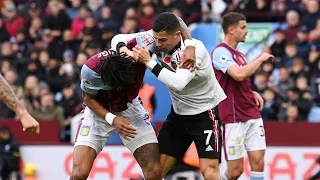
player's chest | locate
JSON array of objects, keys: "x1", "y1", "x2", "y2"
[
  {"x1": 157, "y1": 49, "x2": 183, "y2": 72},
  {"x1": 233, "y1": 53, "x2": 247, "y2": 66}
]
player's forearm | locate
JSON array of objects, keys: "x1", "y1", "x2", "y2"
[
  {"x1": 146, "y1": 60, "x2": 194, "y2": 91},
  {"x1": 177, "y1": 17, "x2": 191, "y2": 40},
  {"x1": 0, "y1": 74, "x2": 27, "y2": 117},
  {"x1": 235, "y1": 59, "x2": 263, "y2": 81}
]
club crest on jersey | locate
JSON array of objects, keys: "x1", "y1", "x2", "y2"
[
  {"x1": 228, "y1": 146, "x2": 235, "y2": 155},
  {"x1": 80, "y1": 125, "x2": 90, "y2": 136}
]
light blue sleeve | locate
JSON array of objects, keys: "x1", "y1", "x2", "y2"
[
  {"x1": 80, "y1": 65, "x2": 112, "y2": 94},
  {"x1": 135, "y1": 31, "x2": 158, "y2": 53},
  {"x1": 212, "y1": 47, "x2": 236, "y2": 74}
]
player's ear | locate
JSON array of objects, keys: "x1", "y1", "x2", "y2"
[{"x1": 175, "y1": 31, "x2": 181, "y2": 37}]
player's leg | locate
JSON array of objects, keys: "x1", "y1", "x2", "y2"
[
  {"x1": 119, "y1": 101, "x2": 161, "y2": 180},
  {"x1": 157, "y1": 110, "x2": 193, "y2": 178},
  {"x1": 222, "y1": 122, "x2": 247, "y2": 180},
  {"x1": 245, "y1": 118, "x2": 266, "y2": 180},
  {"x1": 192, "y1": 109, "x2": 221, "y2": 180},
  {"x1": 70, "y1": 109, "x2": 115, "y2": 180},
  {"x1": 70, "y1": 145, "x2": 97, "y2": 180},
  {"x1": 133, "y1": 143, "x2": 161, "y2": 180}
]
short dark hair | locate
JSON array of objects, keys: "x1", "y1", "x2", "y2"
[
  {"x1": 221, "y1": 12, "x2": 246, "y2": 34},
  {"x1": 98, "y1": 50, "x2": 136, "y2": 90},
  {"x1": 152, "y1": 12, "x2": 180, "y2": 33}
]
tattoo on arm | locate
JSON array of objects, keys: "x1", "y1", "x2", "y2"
[
  {"x1": 177, "y1": 17, "x2": 191, "y2": 40},
  {"x1": 0, "y1": 74, "x2": 25, "y2": 115}
]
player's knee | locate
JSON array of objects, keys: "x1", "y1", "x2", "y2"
[
  {"x1": 228, "y1": 165, "x2": 243, "y2": 179},
  {"x1": 200, "y1": 164, "x2": 220, "y2": 180},
  {"x1": 142, "y1": 163, "x2": 161, "y2": 180},
  {"x1": 251, "y1": 158, "x2": 264, "y2": 171},
  {"x1": 70, "y1": 165, "x2": 90, "y2": 180}
]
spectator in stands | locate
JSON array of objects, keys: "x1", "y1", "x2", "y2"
[
  {"x1": 28, "y1": 17, "x2": 44, "y2": 43},
  {"x1": 138, "y1": 3, "x2": 155, "y2": 31},
  {"x1": 57, "y1": 83, "x2": 81, "y2": 141},
  {"x1": 23, "y1": 1, "x2": 44, "y2": 30},
  {"x1": 296, "y1": 76, "x2": 313, "y2": 118},
  {"x1": 280, "y1": 73, "x2": 294, "y2": 95},
  {"x1": 0, "y1": 127, "x2": 20, "y2": 180},
  {"x1": 309, "y1": 19, "x2": 320, "y2": 42},
  {"x1": 1, "y1": 1, "x2": 24, "y2": 37},
  {"x1": 62, "y1": 29, "x2": 80, "y2": 57},
  {"x1": 23, "y1": 75, "x2": 40, "y2": 112},
  {"x1": 300, "y1": 0, "x2": 320, "y2": 31},
  {"x1": 156, "y1": 0, "x2": 176, "y2": 15},
  {"x1": 281, "y1": 43, "x2": 298, "y2": 68},
  {"x1": 253, "y1": 71, "x2": 268, "y2": 94},
  {"x1": 98, "y1": 6, "x2": 118, "y2": 33},
  {"x1": 284, "y1": 10, "x2": 300, "y2": 43},
  {"x1": 270, "y1": 29, "x2": 286, "y2": 68},
  {"x1": 285, "y1": 105, "x2": 301, "y2": 122},
  {"x1": 261, "y1": 88, "x2": 279, "y2": 120},
  {"x1": 41, "y1": 28, "x2": 64, "y2": 61},
  {"x1": 46, "y1": 0, "x2": 71, "y2": 39},
  {"x1": 0, "y1": 17, "x2": 10, "y2": 42},
  {"x1": 71, "y1": 5, "x2": 92, "y2": 39},
  {"x1": 66, "y1": 0, "x2": 81, "y2": 20},
  {"x1": 296, "y1": 26, "x2": 312, "y2": 61},
  {"x1": 119, "y1": 17, "x2": 138, "y2": 34},
  {"x1": 31, "y1": 93, "x2": 64, "y2": 129},
  {"x1": 176, "y1": 0, "x2": 202, "y2": 25},
  {"x1": 290, "y1": 57, "x2": 308, "y2": 81}
]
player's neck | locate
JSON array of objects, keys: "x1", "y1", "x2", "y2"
[{"x1": 223, "y1": 36, "x2": 239, "y2": 49}]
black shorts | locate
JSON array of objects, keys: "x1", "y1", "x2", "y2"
[{"x1": 158, "y1": 107, "x2": 222, "y2": 161}]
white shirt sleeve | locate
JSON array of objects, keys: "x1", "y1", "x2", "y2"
[{"x1": 158, "y1": 67, "x2": 196, "y2": 92}]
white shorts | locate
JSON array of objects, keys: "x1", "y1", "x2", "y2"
[
  {"x1": 222, "y1": 118, "x2": 266, "y2": 161},
  {"x1": 74, "y1": 97, "x2": 158, "y2": 154}
]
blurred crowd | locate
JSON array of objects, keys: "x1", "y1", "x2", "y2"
[{"x1": 0, "y1": 0, "x2": 318, "y2": 141}]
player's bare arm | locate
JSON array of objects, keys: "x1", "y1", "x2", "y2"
[
  {"x1": 227, "y1": 52, "x2": 274, "y2": 81},
  {"x1": 177, "y1": 16, "x2": 196, "y2": 70},
  {"x1": 133, "y1": 45, "x2": 195, "y2": 92},
  {"x1": 82, "y1": 91, "x2": 137, "y2": 140},
  {"x1": 0, "y1": 74, "x2": 39, "y2": 134}
]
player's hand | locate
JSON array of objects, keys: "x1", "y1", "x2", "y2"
[
  {"x1": 258, "y1": 52, "x2": 274, "y2": 62},
  {"x1": 180, "y1": 46, "x2": 196, "y2": 71},
  {"x1": 132, "y1": 45, "x2": 152, "y2": 64},
  {"x1": 119, "y1": 46, "x2": 139, "y2": 63},
  {"x1": 20, "y1": 112, "x2": 40, "y2": 134},
  {"x1": 253, "y1": 91, "x2": 264, "y2": 111},
  {"x1": 113, "y1": 116, "x2": 137, "y2": 141}
]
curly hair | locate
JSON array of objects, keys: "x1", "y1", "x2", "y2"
[{"x1": 98, "y1": 50, "x2": 136, "y2": 90}]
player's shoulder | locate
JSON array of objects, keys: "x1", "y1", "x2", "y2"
[{"x1": 212, "y1": 46, "x2": 232, "y2": 58}]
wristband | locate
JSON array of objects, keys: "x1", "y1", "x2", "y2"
[
  {"x1": 146, "y1": 59, "x2": 158, "y2": 69},
  {"x1": 105, "y1": 112, "x2": 116, "y2": 125},
  {"x1": 184, "y1": 39, "x2": 196, "y2": 47}
]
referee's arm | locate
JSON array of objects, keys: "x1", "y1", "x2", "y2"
[{"x1": 146, "y1": 59, "x2": 195, "y2": 92}]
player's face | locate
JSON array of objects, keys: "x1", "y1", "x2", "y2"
[
  {"x1": 232, "y1": 20, "x2": 248, "y2": 42},
  {"x1": 153, "y1": 30, "x2": 181, "y2": 53}
]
